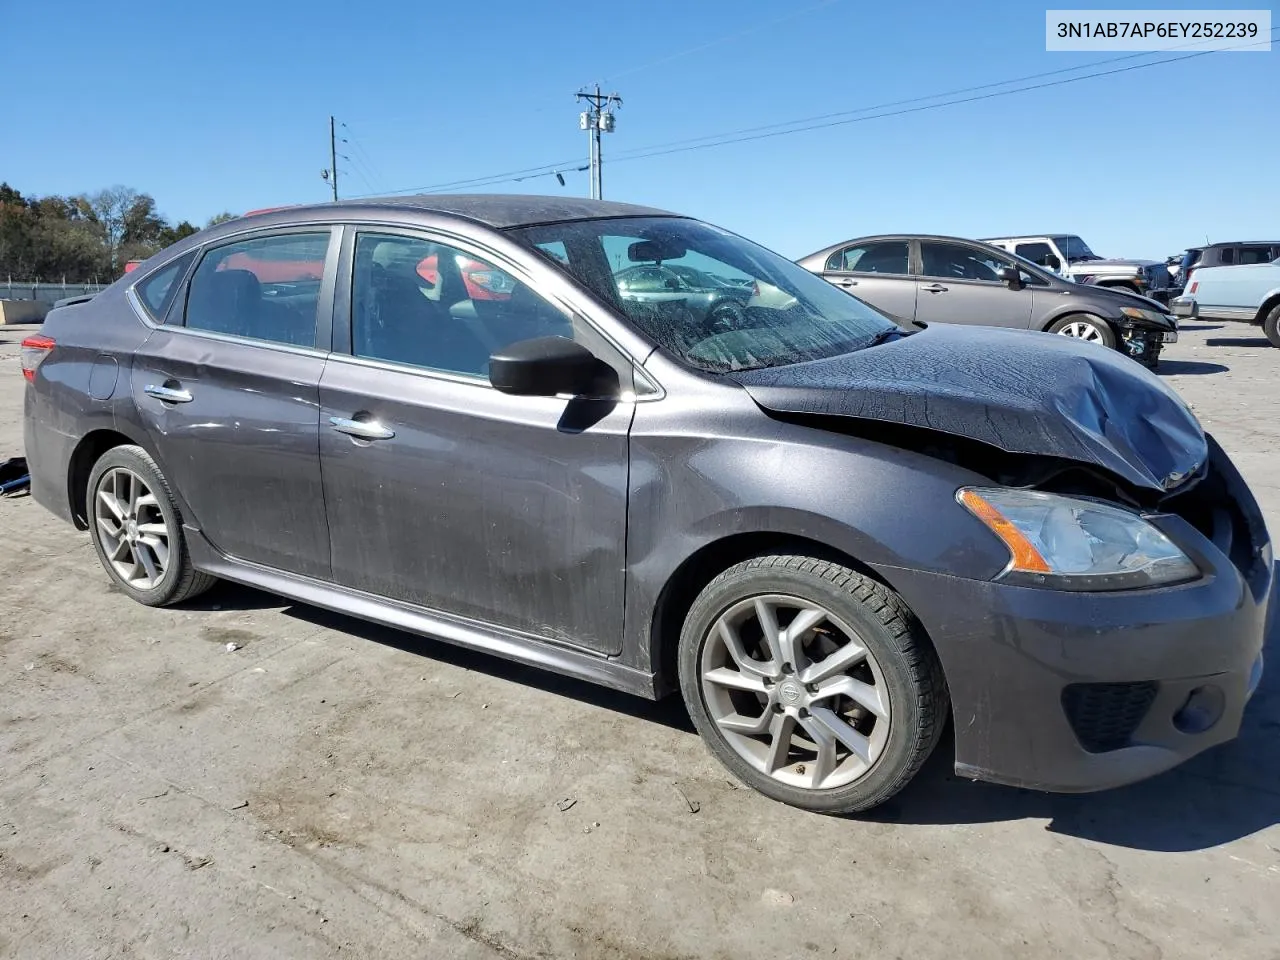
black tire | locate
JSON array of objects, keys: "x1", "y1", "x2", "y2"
[
  {"x1": 1263, "y1": 303, "x2": 1280, "y2": 349},
  {"x1": 678, "y1": 555, "x2": 948, "y2": 814},
  {"x1": 86, "y1": 444, "x2": 216, "y2": 607},
  {"x1": 1047, "y1": 313, "x2": 1117, "y2": 350}
]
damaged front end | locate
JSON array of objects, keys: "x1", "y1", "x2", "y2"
[{"x1": 1114, "y1": 306, "x2": 1178, "y2": 368}]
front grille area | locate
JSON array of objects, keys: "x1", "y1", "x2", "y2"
[{"x1": 1062, "y1": 681, "x2": 1158, "y2": 752}]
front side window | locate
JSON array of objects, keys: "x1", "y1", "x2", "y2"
[
  {"x1": 509, "y1": 217, "x2": 897, "y2": 373},
  {"x1": 920, "y1": 241, "x2": 1015, "y2": 282},
  {"x1": 351, "y1": 232, "x2": 574, "y2": 378},
  {"x1": 184, "y1": 233, "x2": 328, "y2": 347},
  {"x1": 1014, "y1": 242, "x2": 1057, "y2": 268}
]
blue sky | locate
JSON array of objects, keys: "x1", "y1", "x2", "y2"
[{"x1": 6, "y1": 0, "x2": 1276, "y2": 260}]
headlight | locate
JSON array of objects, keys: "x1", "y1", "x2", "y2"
[
  {"x1": 957, "y1": 487, "x2": 1199, "y2": 590},
  {"x1": 1119, "y1": 305, "x2": 1168, "y2": 324}
]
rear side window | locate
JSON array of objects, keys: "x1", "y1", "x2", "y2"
[
  {"x1": 183, "y1": 233, "x2": 329, "y2": 347},
  {"x1": 135, "y1": 252, "x2": 195, "y2": 322},
  {"x1": 826, "y1": 241, "x2": 909, "y2": 274},
  {"x1": 1238, "y1": 247, "x2": 1274, "y2": 265},
  {"x1": 1218, "y1": 248, "x2": 1237, "y2": 265}
]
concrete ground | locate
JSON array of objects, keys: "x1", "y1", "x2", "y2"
[{"x1": 1, "y1": 320, "x2": 1277, "y2": 960}]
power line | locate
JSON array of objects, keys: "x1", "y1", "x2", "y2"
[
  {"x1": 344, "y1": 30, "x2": 1274, "y2": 198},
  {"x1": 604, "y1": 32, "x2": 1277, "y2": 166},
  {"x1": 606, "y1": 28, "x2": 1278, "y2": 162}
]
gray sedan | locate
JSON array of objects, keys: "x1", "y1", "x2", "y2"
[
  {"x1": 22, "y1": 197, "x2": 1267, "y2": 813},
  {"x1": 797, "y1": 234, "x2": 1178, "y2": 368}
]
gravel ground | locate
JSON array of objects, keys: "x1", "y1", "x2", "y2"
[{"x1": 1, "y1": 319, "x2": 1277, "y2": 960}]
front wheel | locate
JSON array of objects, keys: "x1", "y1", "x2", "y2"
[
  {"x1": 87, "y1": 445, "x2": 216, "y2": 607},
  {"x1": 678, "y1": 556, "x2": 948, "y2": 814},
  {"x1": 1263, "y1": 304, "x2": 1280, "y2": 348},
  {"x1": 1048, "y1": 313, "x2": 1117, "y2": 349}
]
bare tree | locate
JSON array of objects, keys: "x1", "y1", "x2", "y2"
[{"x1": 82, "y1": 185, "x2": 143, "y2": 272}]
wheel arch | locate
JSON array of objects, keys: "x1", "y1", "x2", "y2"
[
  {"x1": 647, "y1": 531, "x2": 907, "y2": 697},
  {"x1": 1253, "y1": 291, "x2": 1280, "y2": 325},
  {"x1": 67, "y1": 425, "x2": 161, "y2": 529},
  {"x1": 1039, "y1": 309, "x2": 1112, "y2": 334}
]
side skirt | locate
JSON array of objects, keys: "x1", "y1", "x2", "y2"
[{"x1": 186, "y1": 528, "x2": 659, "y2": 699}]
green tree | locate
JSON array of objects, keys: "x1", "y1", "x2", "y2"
[{"x1": 206, "y1": 211, "x2": 238, "y2": 227}]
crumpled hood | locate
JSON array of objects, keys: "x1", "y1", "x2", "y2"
[{"x1": 729, "y1": 325, "x2": 1207, "y2": 493}]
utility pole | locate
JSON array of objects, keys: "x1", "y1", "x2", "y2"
[
  {"x1": 576, "y1": 85, "x2": 621, "y2": 200},
  {"x1": 322, "y1": 116, "x2": 339, "y2": 201}
]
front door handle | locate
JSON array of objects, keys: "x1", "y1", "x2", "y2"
[
  {"x1": 144, "y1": 383, "x2": 193, "y2": 403},
  {"x1": 329, "y1": 416, "x2": 395, "y2": 441},
  {"x1": 921, "y1": 284, "x2": 949, "y2": 294},
  {"x1": 834, "y1": 277, "x2": 858, "y2": 287}
]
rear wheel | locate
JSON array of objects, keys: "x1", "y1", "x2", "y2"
[
  {"x1": 1263, "y1": 304, "x2": 1280, "y2": 349},
  {"x1": 678, "y1": 555, "x2": 948, "y2": 814},
  {"x1": 87, "y1": 445, "x2": 216, "y2": 606},
  {"x1": 1048, "y1": 313, "x2": 1117, "y2": 349}
]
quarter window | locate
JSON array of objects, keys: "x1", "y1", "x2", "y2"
[
  {"x1": 351, "y1": 233, "x2": 575, "y2": 378},
  {"x1": 826, "y1": 241, "x2": 909, "y2": 275},
  {"x1": 1218, "y1": 248, "x2": 1237, "y2": 265},
  {"x1": 136, "y1": 251, "x2": 195, "y2": 322},
  {"x1": 184, "y1": 233, "x2": 329, "y2": 347}
]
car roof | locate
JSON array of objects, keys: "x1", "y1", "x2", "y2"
[
  {"x1": 800, "y1": 233, "x2": 1015, "y2": 261},
  {"x1": 237, "y1": 194, "x2": 679, "y2": 230},
  {"x1": 1203, "y1": 240, "x2": 1280, "y2": 249}
]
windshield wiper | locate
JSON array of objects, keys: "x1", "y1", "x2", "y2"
[{"x1": 863, "y1": 327, "x2": 909, "y2": 348}]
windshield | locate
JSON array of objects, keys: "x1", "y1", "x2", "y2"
[
  {"x1": 1053, "y1": 235, "x2": 1099, "y2": 261},
  {"x1": 508, "y1": 217, "x2": 899, "y2": 372}
]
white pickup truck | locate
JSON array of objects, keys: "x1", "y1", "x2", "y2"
[{"x1": 982, "y1": 234, "x2": 1174, "y2": 304}]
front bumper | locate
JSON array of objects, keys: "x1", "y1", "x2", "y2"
[{"x1": 873, "y1": 443, "x2": 1272, "y2": 794}]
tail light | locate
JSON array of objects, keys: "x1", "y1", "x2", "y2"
[{"x1": 20, "y1": 334, "x2": 55, "y2": 383}]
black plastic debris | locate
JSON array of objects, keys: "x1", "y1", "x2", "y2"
[{"x1": 0, "y1": 457, "x2": 30, "y2": 497}]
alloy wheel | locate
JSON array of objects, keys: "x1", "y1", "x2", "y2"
[
  {"x1": 93, "y1": 467, "x2": 171, "y2": 589},
  {"x1": 699, "y1": 594, "x2": 890, "y2": 790},
  {"x1": 1057, "y1": 320, "x2": 1105, "y2": 342}
]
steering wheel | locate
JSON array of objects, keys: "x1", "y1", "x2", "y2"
[{"x1": 705, "y1": 298, "x2": 747, "y2": 333}]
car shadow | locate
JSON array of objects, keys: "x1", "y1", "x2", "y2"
[
  {"x1": 193, "y1": 583, "x2": 1276, "y2": 851},
  {"x1": 1157, "y1": 359, "x2": 1230, "y2": 376},
  {"x1": 1206, "y1": 336, "x2": 1272, "y2": 348},
  {"x1": 281, "y1": 601, "x2": 697, "y2": 733}
]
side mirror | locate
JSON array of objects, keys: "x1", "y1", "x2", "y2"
[
  {"x1": 488, "y1": 336, "x2": 618, "y2": 398},
  {"x1": 1043, "y1": 254, "x2": 1062, "y2": 271},
  {"x1": 996, "y1": 265, "x2": 1022, "y2": 287}
]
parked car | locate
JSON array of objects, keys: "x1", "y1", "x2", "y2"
[
  {"x1": 1175, "y1": 241, "x2": 1280, "y2": 296},
  {"x1": 981, "y1": 234, "x2": 1174, "y2": 303},
  {"x1": 23, "y1": 196, "x2": 1268, "y2": 814},
  {"x1": 796, "y1": 234, "x2": 1176, "y2": 367},
  {"x1": 1173, "y1": 257, "x2": 1280, "y2": 347}
]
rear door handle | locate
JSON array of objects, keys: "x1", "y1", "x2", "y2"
[
  {"x1": 329, "y1": 416, "x2": 395, "y2": 441},
  {"x1": 921, "y1": 284, "x2": 949, "y2": 294},
  {"x1": 144, "y1": 384, "x2": 193, "y2": 403}
]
